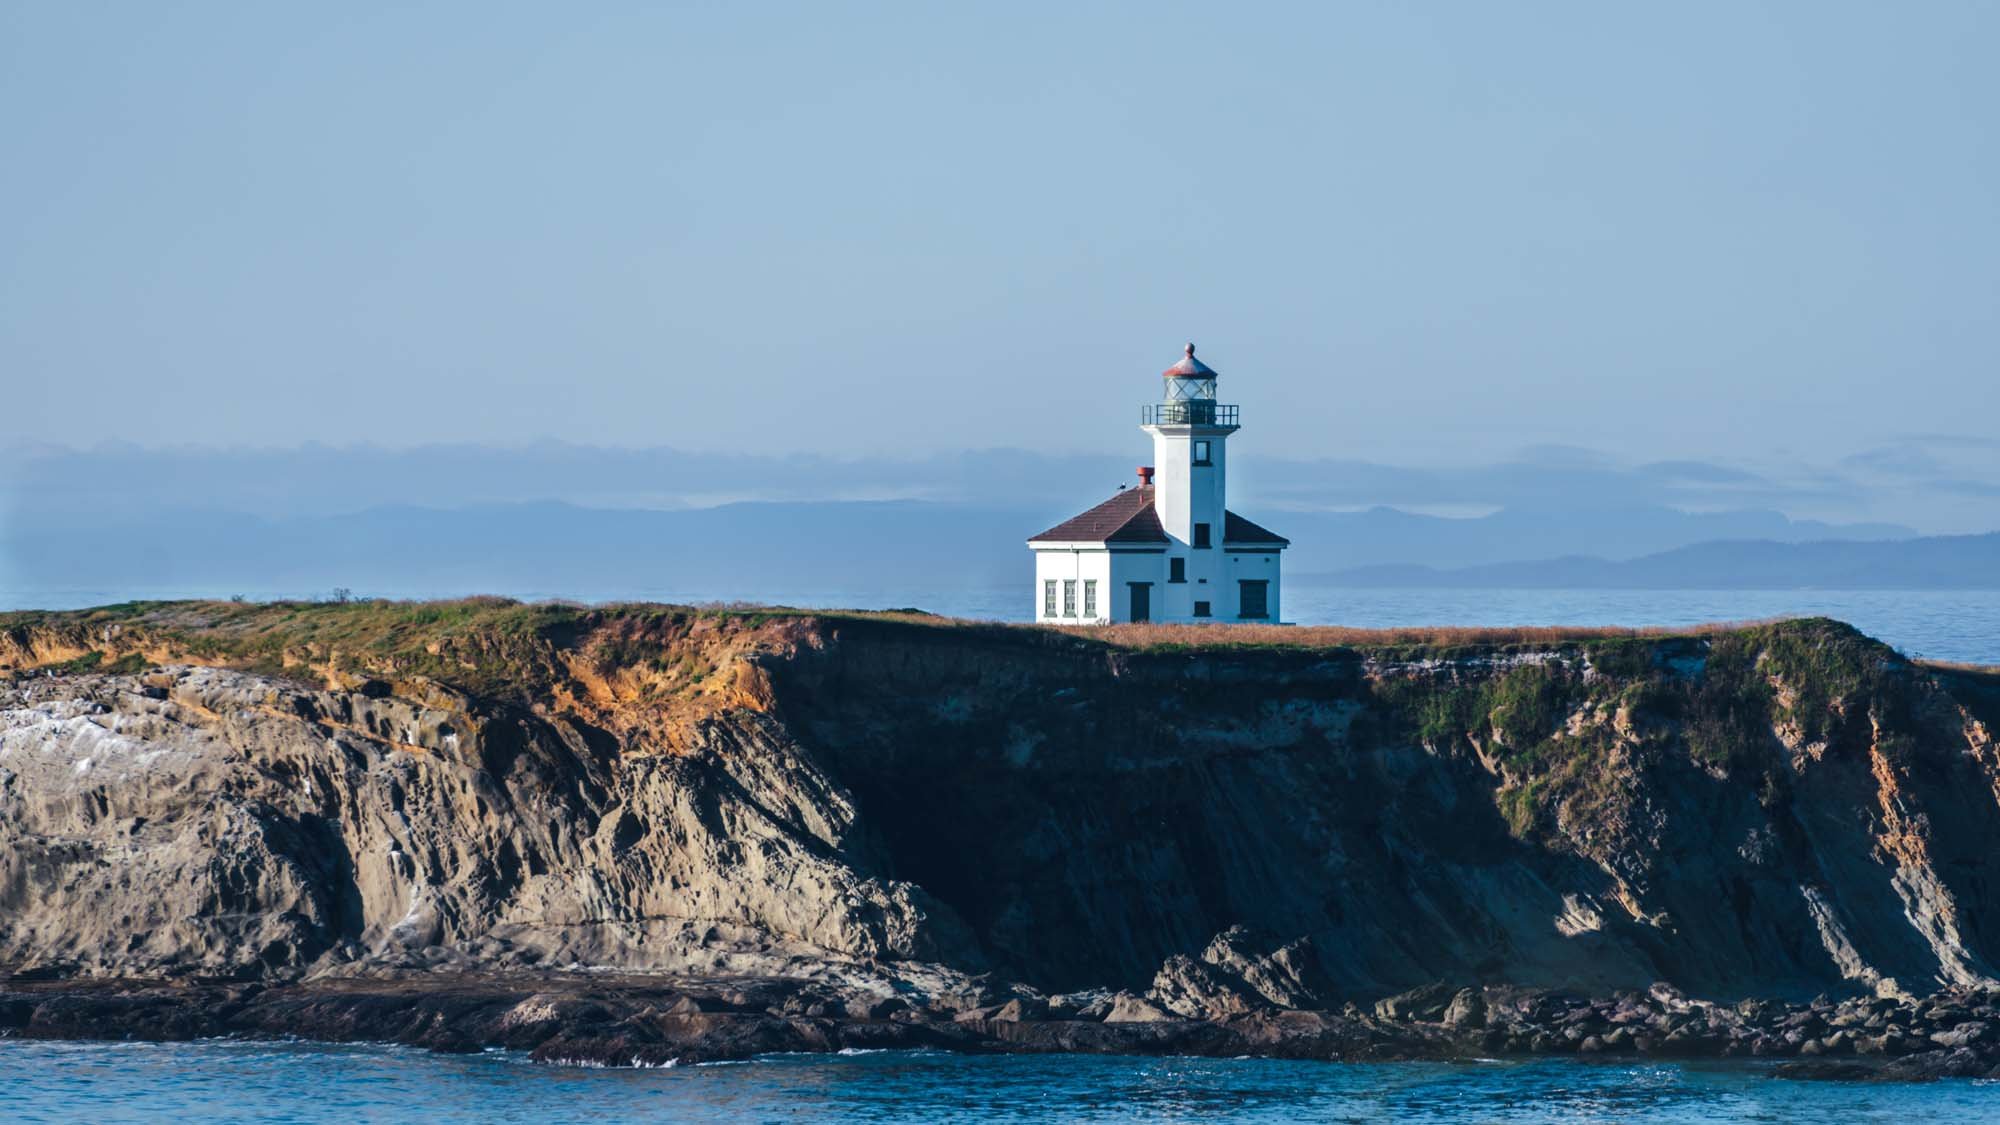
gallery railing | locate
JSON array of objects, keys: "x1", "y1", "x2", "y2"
[{"x1": 1140, "y1": 403, "x2": 1240, "y2": 426}]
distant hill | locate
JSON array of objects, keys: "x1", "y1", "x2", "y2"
[
  {"x1": 0, "y1": 498, "x2": 1963, "y2": 605},
  {"x1": 1, "y1": 442, "x2": 1918, "y2": 569},
  {"x1": 1303, "y1": 533, "x2": 2000, "y2": 589},
  {"x1": 1276, "y1": 504, "x2": 1911, "y2": 570},
  {"x1": 0, "y1": 500, "x2": 1040, "y2": 598}
]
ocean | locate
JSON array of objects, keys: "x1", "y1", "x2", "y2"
[
  {"x1": 7, "y1": 586, "x2": 1999, "y2": 665},
  {"x1": 1, "y1": 1040, "x2": 1995, "y2": 1123}
]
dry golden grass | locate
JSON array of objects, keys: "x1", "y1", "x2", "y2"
[
  {"x1": 1039, "y1": 617, "x2": 1796, "y2": 651},
  {"x1": 1917, "y1": 658, "x2": 2000, "y2": 675},
  {"x1": 0, "y1": 597, "x2": 1825, "y2": 665}
]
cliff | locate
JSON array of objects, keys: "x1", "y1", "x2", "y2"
[{"x1": 5, "y1": 600, "x2": 2000, "y2": 1069}]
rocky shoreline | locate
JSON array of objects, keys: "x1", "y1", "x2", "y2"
[{"x1": 7, "y1": 974, "x2": 2000, "y2": 1081}]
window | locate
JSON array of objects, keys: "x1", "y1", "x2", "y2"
[
  {"x1": 1083, "y1": 580, "x2": 1097, "y2": 618},
  {"x1": 1169, "y1": 557, "x2": 1186, "y2": 583},
  {"x1": 1062, "y1": 579, "x2": 1078, "y2": 617},
  {"x1": 1193, "y1": 601, "x2": 1211, "y2": 618},
  {"x1": 1239, "y1": 579, "x2": 1269, "y2": 619},
  {"x1": 1043, "y1": 580, "x2": 1057, "y2": 618},
  {"x1": 1193, "y1": 522, "x2": 1211, "y2": 549},
  {"x1": 1193, "y1": 440, "x2": 1212, "y2": 466}
]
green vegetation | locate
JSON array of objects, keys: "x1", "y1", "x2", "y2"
[
  {"x1": 0, "y1": 603, "x2": 1908, "y2": 684},
  {"x1": 3, "y1": 599, "x2": 1787, "y2": 677},
  {"x1": 19, "y1": 650, "x2": 149, "y2": 676},
  {"x1": 0, "y1": 598, "x2": 964, "y2": 701},
  {"x1": 1488, "y1": 616, "x2": 1888, "y2": 836},
  {"x1": 1367, "y1": 662, "x2": 1577, "y2": 759},
  {"x1": 1485, "y1": 664, "x2": 1571, "y2": 752},
  {"x1": 1583, "y1": 637, "x2": 1655, "y2": 678},
  {"x1": 40, "y1": 650, "x2": 103, "y2": 675},
  {"x1": 1498, "y1": 776, "x2": 1551, "y2": 838},
  {"x1": 1684, "y1": 631, "x2": 1776, "y2": 767},
  {"x1": 1347, "y1": 618, "x2": 1906, "y2": 842},
  {"x1": 1753, "y1": 618, "x2": 1890, "y2": 743},
  {"x1": 1413, "y1": 682, "x2": 1483, "y2": 747}
]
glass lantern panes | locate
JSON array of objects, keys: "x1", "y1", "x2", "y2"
[{"x1": 1164, "y1": 376, "x2": 1217, "y2": 402}]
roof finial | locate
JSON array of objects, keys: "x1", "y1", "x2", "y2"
[{"x1": 1185, "y1": 342, "x2": 1196, "y2": 357}]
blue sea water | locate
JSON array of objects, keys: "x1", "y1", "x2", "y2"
[
  {"x1": 8, "y1": 585, "x2": 1999, "y2": 665},
  {"x1": 3, "y1": 1041, "x2": 1998, "y2": 1124}
]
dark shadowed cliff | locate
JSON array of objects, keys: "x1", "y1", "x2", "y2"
[{"x1": 5, "y1": 600, "x2": 1997, "y2": 1021}]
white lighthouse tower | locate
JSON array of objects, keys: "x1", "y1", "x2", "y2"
[{"x1": 1027, "y1": 343, "x2": 1288, "y2": 624}]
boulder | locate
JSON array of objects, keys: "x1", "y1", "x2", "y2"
[
  {"x1": 1373, "y1": 982, "x2": 1459, "y2": 1023},
  {"x1": 1930, "y1": 1020, "x2": 1993, "y2": 1049},
  {"x1": 1103, "y1": 992, "x2": 1175, "y2": 1024},
  {"x1": 1441, "y1": 988, "x2": 1487, "y2": 1030},
  {"x1": 991, "y1": 997, "x2": 1047, "y2": 1023},
  {"x1": 1150, "y1": 954, "x2": 1261, "y2": 1020},
  {"x1": 1199, "y1": 926, "x2": 1333, "y2": 1010},
  {"x1": 1048, "y1": 990, "x2": 1115, "y2": 1021},
  {"x1": 1883, "y1": 1047, "x2": 1991, "y2": 1081}
]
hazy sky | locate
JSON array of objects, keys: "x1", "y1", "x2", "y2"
[{"x1": 5, "y1": 2, "x2": 1997, "y2": 468}]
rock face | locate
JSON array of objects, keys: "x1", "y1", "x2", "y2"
[
  {"x1": 4, "y1": 606, "x2": 2000, "y2": 1051},
  {"x1": 0, "y1": 664, "x2": 978, "y2": 990},
  {"x1": 1151, "y1": 927, "x2": 1330, "y2": 1019}
]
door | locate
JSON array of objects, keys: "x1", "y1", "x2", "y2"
[
  {"x1": 1128, "y1": 582, "x2": 1151, "y2": 622},
  {"x1": 1238, "y1": 579, "x2": 1268, "y2": 620}
]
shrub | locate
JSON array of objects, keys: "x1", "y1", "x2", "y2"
[{"x1": 1484, "y1": 664, "x2": 1571, "y2": 753}]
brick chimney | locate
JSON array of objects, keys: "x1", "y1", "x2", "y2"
[{"x1": 1137, "y1": 466, "x2": 1155, "y2": 487}]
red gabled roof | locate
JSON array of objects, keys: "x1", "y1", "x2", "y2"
[
  {"x1": 1224, "y1": 510, "x2": 1290, "y2": 546},
  {"x1": 1028, "y1": 486, "x2": 1168, "y2": 544},
  {"x1": 1031, "y1": 489, "x2": 1289, "y2": 547}
]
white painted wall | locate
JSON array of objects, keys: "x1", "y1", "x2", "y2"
[
  {"x1": 1030, "y1": 546, "x2": 1114, "y2": 624},
  {"x1": 1032, "y1": 545, "x2": 1280, "y2": 625},
  {"x1": 1222, "y1": 550, "x2": 1283, "y2": 622},
  {"x1": 1144, "y1": 420, "x2": 1234, "y2": 623},
  {"x1": 1143, "y1": 424, "x2": 1229, "y2": 546},
  {"x1": 1107, "y1": 550, "x2": 1168, "y2": 622}
]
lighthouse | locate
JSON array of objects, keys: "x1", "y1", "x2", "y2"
[{"x1": 1027, "y1": 343, "x2": 1288, "y2": 624}]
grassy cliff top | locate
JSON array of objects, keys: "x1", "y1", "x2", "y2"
[
  {"x1": 1, "y1": 595, "x2": 1795, "y2": 660},
  {"x1": 3, "y1": 596, "x2": 1919, "y2": 694}
]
